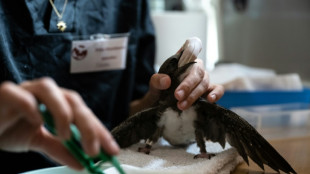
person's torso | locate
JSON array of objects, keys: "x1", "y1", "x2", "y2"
[{"x1": 0, "y1": 0, "x2": 156, "y2": 129}]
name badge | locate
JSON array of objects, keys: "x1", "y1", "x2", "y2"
[{"x1": 70, "y1": 34, "x2": 129, "y2": 73}]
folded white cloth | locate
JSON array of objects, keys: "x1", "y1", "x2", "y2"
[{"x1": 115, "y1": 138, "x2": 243, "y2": 174}]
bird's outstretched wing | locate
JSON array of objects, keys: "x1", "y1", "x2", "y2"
[
  {"x1": 195, "y1": 99, "x2": 296, "y2": 174},
  {"x1": 111, "y1": 106, "x2": 160, "y2": 148}
]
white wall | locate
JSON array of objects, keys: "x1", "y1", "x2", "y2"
[{"x1": 151, "y1": 11, "x2": 208, "y2": 70}]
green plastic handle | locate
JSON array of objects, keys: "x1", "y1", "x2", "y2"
[{"x1": 39, "y1": 104, "x2": 125, "y2": 174}]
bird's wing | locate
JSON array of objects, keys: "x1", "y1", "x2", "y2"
[
  {"x1": 195, "y1": 99, "x2": 296, "y2": 174},
  {"x1": 111, "y1": 106, "x2": 160, "y2": 148}
]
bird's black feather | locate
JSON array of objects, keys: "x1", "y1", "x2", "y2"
[
  {"x1": 112, "y1": 106, "x2": 160, "y2": 148},
  {"x1": 195, "y1": 99, "x2": 296, "y2": 173}
]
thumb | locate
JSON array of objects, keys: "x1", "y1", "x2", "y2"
[
  {"x1": 149, "y1": 74, "x2": 171, "y2": 92},
  {"x1": 129, "y1": 74, "x2": 171, "y2": 115}
]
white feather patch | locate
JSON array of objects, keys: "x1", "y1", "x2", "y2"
[{"x1": 157, "y1": 107, "x2": 197, "y2": 145}]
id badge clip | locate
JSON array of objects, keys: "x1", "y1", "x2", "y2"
[{"x1": 70, "y1": 33, "x2": 129, "y2": 73}]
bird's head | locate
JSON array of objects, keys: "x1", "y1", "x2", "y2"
[
  {"x1": 157, "y1": 51, "x2": 196, "y2": 110},
  {"x1": 158, "y1": 51, "x2": 196, "y2": 83}
]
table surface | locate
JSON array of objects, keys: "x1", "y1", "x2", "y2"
[{"x1": 231, "y1": 136, "x2": 310, "y2": 174}]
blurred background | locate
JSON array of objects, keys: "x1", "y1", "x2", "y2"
[
  {"x1": 150, "y1": 0, "x2": 310, "y2": 80},
  {"x1": 149, "y1": 0, "x2": 310, "y2": 140}
]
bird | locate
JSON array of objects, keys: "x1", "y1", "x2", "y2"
[{"x1": 111, "y1": 51, "x2": 297, "y2": 174}]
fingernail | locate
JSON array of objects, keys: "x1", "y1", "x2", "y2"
[
  {"x1": 110, "y1": 140, "x2": 119, "y2": 153},
  {"x1": 160, "y1": 77, "x2": 168, "y2": 88},
  {"x1": 210, "y1": 94, "x2": 216, "y2": 101},
  {"x1": 93, "y1": 140, "x2": 100, "y2": 154},
  {"x1": 180, "y1": 100, "x2": 188, "y2": 110},
  {"x1": 83, "y1": 140, "x2": 99, "y2": 157},
  {"x1": 176, "y1": 90, "x2": 185, "y2": 100}
]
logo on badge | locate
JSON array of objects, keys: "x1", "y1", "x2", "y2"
[{"x1": 72, "y1": 45, "x2": 87, "y2": 61}]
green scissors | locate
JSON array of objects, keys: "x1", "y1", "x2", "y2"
[{"x1": 39, "y1": 104, "x2": 126, "y2": 174}]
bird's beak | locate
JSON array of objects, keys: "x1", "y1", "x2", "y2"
[
  {"x1": 176, "y1": 50, "x2": 185, "y2": 68},
  {"x1": 175, "y1": 51, "x2": 196, "y2": 81},
  {"x1": 177, "y1": 49, "x2": 197, "y2": 68}
]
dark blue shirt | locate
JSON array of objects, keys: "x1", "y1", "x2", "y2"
[{"x1": 0, "y1": 0, "x2": 155, "y2": 172}]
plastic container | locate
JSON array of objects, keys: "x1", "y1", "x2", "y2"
[{"x1": 231, "y1": 103, "x2": 310, "y2": 139}]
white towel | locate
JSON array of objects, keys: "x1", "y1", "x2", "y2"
[
  {"x1": 21, "y1": 138, "x2": 243, "y2": 174},
  {"x1": 113, "y1": 138, "x2": 243, "y2": 174}
]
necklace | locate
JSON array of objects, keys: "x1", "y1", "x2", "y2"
[{"x1": 49, "y1": 0, "x2": 68, "y2": 32}]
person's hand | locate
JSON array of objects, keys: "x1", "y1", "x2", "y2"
[
  {"x1": 130, "y1": 37, "x2": 224, "y2": 114},
  {"x1": 150, "y1": 59, "x2": 224, "y2": 110},
  {"x1": 0, "y1": 77, "x2": 119, "y2": 170}
]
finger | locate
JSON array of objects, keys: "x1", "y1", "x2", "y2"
[
  {"x1": 175, "y1": 60, "x2": 206, "y2": 101},
  {"x1": 129, "y1": 74, "x2": 171, "y2": 115},
  {"x1": 63, "y1": 89, "x2": 119, "y2": 157},
  {"x1": 149, "y1": 73, "x2": 171, "y2": 95},
  {"x1": 148, "y1": 73, "x2": 171, "y2": 107},
  {"x1": 177, "y1": 71, "x2": 210, "y2": 110},
  {"x1": 98, "y1": 124, "x2": 120, "y2": 156},
  {"x1": 30, "y1": 127, "x2": 83, "y2": 170},
  {"x1": 0, "y1": 82, "x2": 42, "y2": 130},
  {"x1": 21, "y1": 77, "x2": 72, "y2": 140},
  {"x1": 0, "y1": 108, "x2": 23, "y2": 135},
  {"x1": 62, "y1": 90, "x2": 101, "y2": 156},
  {"x1": 206, "y1": 84, "x2": 225, "y2": 103}
]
